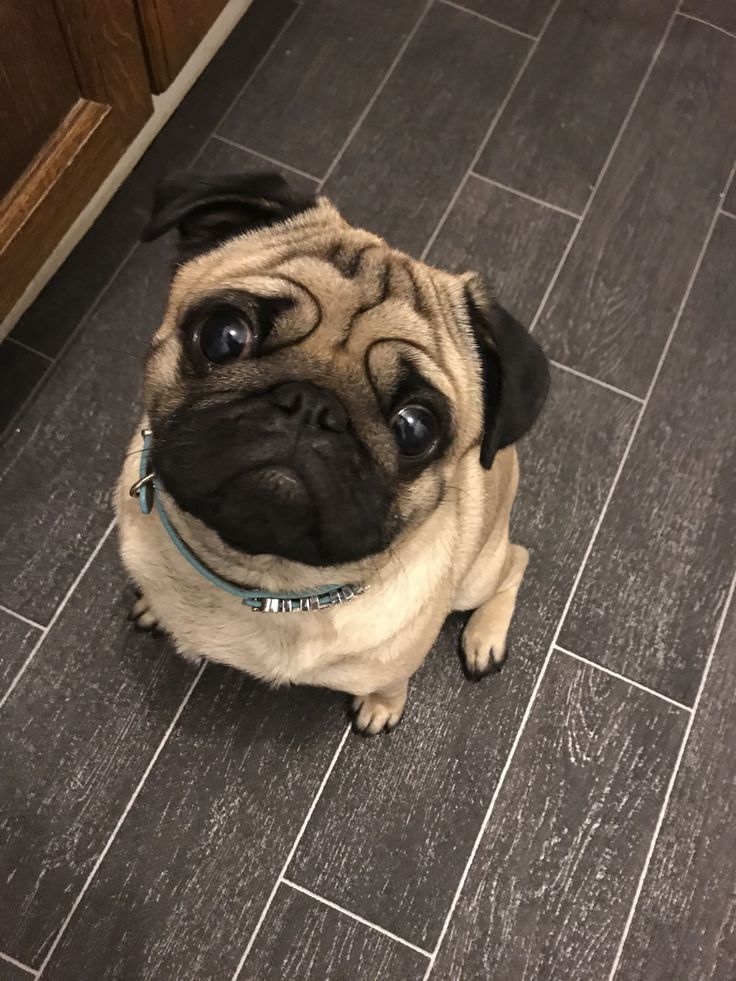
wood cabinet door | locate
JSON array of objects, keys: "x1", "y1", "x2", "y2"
[
  {"x1": 0, "y1": 0, "x2": 153, "y2": 322},
  {"x1": 136, "y1": 0, "x2": 230, "y2": 93}
]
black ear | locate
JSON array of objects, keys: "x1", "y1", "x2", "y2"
[
  {"x1": 465, "y1": 277, "x2": 550, "y2": 469},
  {"x1": 141, "y1": 171, "x2": 317, "y2": 262}
]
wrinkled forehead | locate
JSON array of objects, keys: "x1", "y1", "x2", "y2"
[{"x1": 159, "y1": 202, "x2": 476, "y2": 399}]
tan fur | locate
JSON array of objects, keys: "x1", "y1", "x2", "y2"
[{"x1": 116, "y1": 198, "x2": 527, "y2": 733}]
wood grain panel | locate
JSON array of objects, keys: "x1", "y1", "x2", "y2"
[
  {"x1": 136, "y1": 0, "x2": 229, "y2": 93},
  {"x1": 0, "y1": 538, "x2": 198, "y2": 968},
  {"x1": 0, "y1": 0, "x2": 80, "y2": 196},
  {"x1": 39, "y1": 672, "x2": 346, "y2": 980},
  {"x1": 558, "y1": 217, "x2": 736, "y2": 704},
  {"x1": 323, "y1": 2, "x2": 529, "y2": 254},
  {"x1": 288, "y1": 368, "x2": 638, "y2": 947},
  {"x1": 0, "y1": 0, "x2": 152, "y2": 322},
  {"x1": 431, "y1": 651, "x2": 687, "y2": 980},
  {"x1": 534, "y1": 16, "x2": 736, "y2": 396},
  {"x1": 227, "y1": 885, "x2": 427, "y2": 980},
  {"x1": 219, "y1": 0, "x2": 429, "y2": 177},
  {"x1": 427, "y1": 175, "x2": 575, "y2": 324},
  {"x1": 476, "y1": 0, "x2": 676, "y2": 214},
  {"x1": 615, "y1": 594, "x2": 736, "y2": 980}
]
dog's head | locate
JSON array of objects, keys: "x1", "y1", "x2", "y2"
[{"x1": 140, "y1": 171, "x2": 549, "y2": 570}]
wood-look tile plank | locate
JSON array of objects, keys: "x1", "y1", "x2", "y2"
[
  {"x1": 682, "y1": 0, "x2": 736, "y2": 33},
  {"x1": 218, "y1": 0, "x2": 429, "y2": 178},
  {"x1": 614, "y1": 592, "x2": 736, "y2": 981},
  {"x1": 476, "y1": 0, "x2": 676, "y2": 214},
  {"x1": 0, "y1": 341, "x2": 49, "y2": 437},
  {"x1": 40, "y1": 676, "x2": 346, "y2": 980},
  {"x1": 558, "y1": 217, "x2": 736, "y2": 704},
  {"x1": 242, "y1": 885, "x2": 428, "y2": 980},
  {"x1": 723, "y1": 179, "x2": 736, "y2": 216},
  {"x1": 204, "y1": 137, "x2": 319, "y2": 194},
  {"x1": 10, "y1": 0, "x2": 298, "y2": 359},
  {"x1": 0, "y1": 955, "x2": 34, "y2": 981},
  {"x1": 323, "y1": 3, "x2": 529, "y2": 254},
  {"x1": 287, "y1": 368, "x2": 639, "y2": 947},
  {"x1": 534, "y1": 16, "x2": 736, "y2": 396},
  {"x1": 431, "y1": 651, "x2": 687, "y2": 981},
  {"x1": 427, "y1": 175, "x2": 576, "y2": 324},
  {"x1": 449, "y1": 0, "x2": 556, "y2": 36},
  {"x1": 0, "y1": 609, "x2": 40, "y2": 694},
  {"x1": 0, "y1": 538, "x2": 198, "y2": 968},
  {"x1": 0, "y1": 237, "x2": 171, "y2": 625},
  {"x1": 0, "y1": 140, "x2": 253, "y2": 627}
]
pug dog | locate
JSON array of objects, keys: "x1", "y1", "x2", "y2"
[{"x1": 116, "y1": 171, "x2": 549, "y2": 735}]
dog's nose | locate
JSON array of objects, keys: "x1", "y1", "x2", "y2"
[{"x1": 270, "y1": 382, "x2": 349, "y2": 433}]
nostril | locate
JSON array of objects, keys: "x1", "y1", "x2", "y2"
[{"x1": 270, "y1": 382, "x2": 349, "y2": 432}]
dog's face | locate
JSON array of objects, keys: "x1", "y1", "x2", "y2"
[{"x1": 140, "y1": 172, "x2": 549, "y2": 570}]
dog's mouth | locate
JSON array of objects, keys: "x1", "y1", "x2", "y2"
[
  {"x1": 151, "y1": 408, "x2": 397, "y2": 567},
  {"x1": 228, "y1": 464, "x2": 312, "y2": 509}
]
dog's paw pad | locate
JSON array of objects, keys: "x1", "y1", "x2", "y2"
[
  {"x1": 461, "y1": 627, "x2": 507, "y2": 681},
  {"x1": 128, "y1": 596, "x2": 161, "y2": 634},
  {"x1": 351, "y1": 693, "x2": 404, "y2": 736}
]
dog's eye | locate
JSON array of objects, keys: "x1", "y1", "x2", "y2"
[
  {"x1": 199, "y1": 311, "x2": 255, "y2": 364},
  {"x1": 391, "y1": 403, "x2": 439, "y2": 458}
]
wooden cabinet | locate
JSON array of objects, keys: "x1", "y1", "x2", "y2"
[
  {"x1": 136, "y1": 0, "x2": 230, "y2": 92},
  {"x1": 0, "y1": 0, "x2": 243, "y2": 325},
  {"x1": 0, "y1": 0, "x2": 153, "y2": 321}
]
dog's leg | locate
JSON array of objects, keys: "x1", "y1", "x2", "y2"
[
  {"x1": 128, "y1": 587, "x2": 162, "y2": 635},
  {"x1": 351, "y1": 679, "x2": 409, "y2": 736},
  {"x1": 461, "y1": 543, "x2": 528, "y2": 679}
]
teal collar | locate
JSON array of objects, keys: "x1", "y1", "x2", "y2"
[{"x1": 129, "y1": 429, "x2": 365, "y2": 613}]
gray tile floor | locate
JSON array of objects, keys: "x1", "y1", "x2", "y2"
[{"x1": 1, "y1": 1, "x2": 735, "y2": 978}]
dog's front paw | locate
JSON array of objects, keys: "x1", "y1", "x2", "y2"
[
  {"x1": 128, "y1": 593, "x2": 162, "y2": 636},
  {"x1": 351, "y1": 685, "x2": 407, "y2": 736},
  {"x1": 461, "y1": 614, "x2": 507, "y2": 681}
]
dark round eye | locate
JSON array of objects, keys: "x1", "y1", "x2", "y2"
[
  {"x1": 198, "y1": 311, "x2": 255, "y2": 364},
  {"x1": 391, "y1": 403, "x2": 439, "y2": 458}
]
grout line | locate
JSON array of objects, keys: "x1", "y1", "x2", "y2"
[
  {"x1": 607, "y1": 566, "x2": 736, "y2": 980},
  {"x1": 1, "y1": 243, "x2": 140, "y2": 445},
  {"x1": 438, "y1": 0, "x2": 537, "y2": 39},
  {"x1": 469, "y1": 171, "x2": 582, "y2": 218},
  {"x1": 317, "y1": 0, "x2": 435, "y2": 191},
  {"x1": 230, "y1": 723, "x2": 352, "y2": 979},
  {"x1": 677, "y1": 10, "x2": 736, "y2": 39},
  {"x1": 36, "y1": 659, "x2": 208, "y2": 976},
  {"x1": 549, "y1": 359, "x2": 645, "y2": 403},
  {"x1": 206, "y1": 1, "x2": 305, "y2": 158},
  {"x1": 0, "y1": 520, "x2": 116, "y2": 710},
  {"x1": 210, "y1": 134, "x2": 321, "y2": 183},
  {"x1": 554, "y1": 645, "x2": 692, "y2": 713},
  {"x1": 282, "y1": 878, "x2": 432, "y2": 958},
  {"x1": 425, "y1": 154, "x2": 736, "y2": 980},
  {"x1": 0, "y1": 604, "x2": 45, "y2": 633},
  {"x1": 420, "y1": 0, "x2": 559, "y2": 261},
  {"x1": 526, "y1": 1, "x2": 682, "y2": 333},
  {"x1": 4, "y1": 336, "x2": 54, "y2": 363},
  {"x1": 0, "y1": 951, "x2": 38, "y2": 977},
  {"x1": 720, "y1": 208, "x2": 736, "y2": 220}
]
